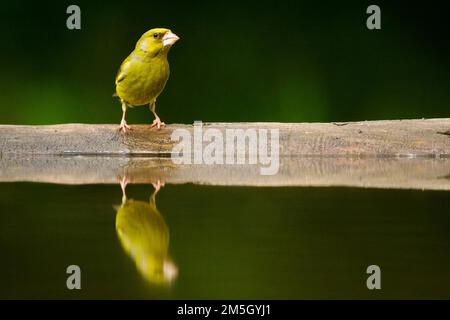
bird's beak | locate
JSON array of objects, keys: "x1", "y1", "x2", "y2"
[{"x1": 162, "y1": 31, "x2": 180, "y2": 47}]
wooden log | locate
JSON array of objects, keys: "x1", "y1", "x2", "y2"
[
  {"x1": 0, "y1": 119, "x2": 449, "y2": 156},
  {"x1": 0, "y1": 156, "x2": 449, "y2": 190},
  {"x1": 1, "y1": 119, "x2": 449, "y2": 190}
]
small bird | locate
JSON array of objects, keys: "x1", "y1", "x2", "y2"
[
  {"x1": 115, "y1": 28, "x2": 180, "y2": 132},
  {"x1": 115, "y1": 177, "x2": 177, "y2": 284}
]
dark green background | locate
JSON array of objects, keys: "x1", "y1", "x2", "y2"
[{"x1": 0, "y1": 0, "x2": 449, "y2": 125}]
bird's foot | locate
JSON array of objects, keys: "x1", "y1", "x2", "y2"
[
  {"x1": 152, "y1": 179, "x2": 165, "y2": 193},
  {"x1": 151, "y1": 117, "x2": 165, "y2": 129},
  {"x1": 118, "y1": 175, "x2": 129, "y2": 192},
  {"x1": 118, "y1": 120, "x2": 132, "y2": 133},
  {"x1": 117, "y1": 175, "x2": 129, "y2": 204}
]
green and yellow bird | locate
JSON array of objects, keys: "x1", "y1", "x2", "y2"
[
  {"x1": 115, "y1": 28, "x2": 180, "y2": 132},
  {"x1": 115, "y1": 178, "x2": 177, "y2": 285}
]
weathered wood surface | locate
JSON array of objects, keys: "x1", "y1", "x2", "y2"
[
  {"x1": 1, "y1": 156, "x2": 449, "y2": 190},
  {"x1": 0, "y1": 119, "x2": 449, "y2": 156},
  {"x1": 0, "y1": 119, "x2": 448, "y2": 190}
]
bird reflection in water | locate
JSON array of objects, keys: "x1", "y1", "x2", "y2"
[{"x1": 115, "y1": 177, "x2": 177, "y2": 285}]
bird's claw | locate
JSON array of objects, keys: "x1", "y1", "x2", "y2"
[
  {"x1": 151, "y1": 118, "x2": 165, "y2": 129},
  {"x1": 117, "y1": 175, "x2": 129, "y2": 204},
  {"x1": 152, "y1": 179, "x2": 165, "y2": 193},
  {"x1": 118, "y1": 175, "x2": 129, "y2": 191},
  {"x1": 118, "y1": 120, "x2": 132, "y2": 133}
]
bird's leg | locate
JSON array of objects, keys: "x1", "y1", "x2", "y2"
[
  {"x1": 118, "y1": 101, "x2": 132, "y2": 133},
  {"x1": 152, "y1": 179, "x2": 165, "y2": 194},
  {"x1": 149, "y1": 101, "x2": 165, "y2": 129},
  {"x1": 150, "y1": 179, "x2": 165, "y2": 206},
  {"x1": 118, "y1": 175, "x2": 129, "y2": 205}
]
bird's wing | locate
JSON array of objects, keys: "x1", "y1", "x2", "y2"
[{"x1": 115, "y1": 56, "x2": 131, "y2": 85}]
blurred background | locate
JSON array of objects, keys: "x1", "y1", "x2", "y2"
[{"x1": 0, "y1": 0, "x2": 448, "y2": 125}]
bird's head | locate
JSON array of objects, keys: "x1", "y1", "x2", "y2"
[{"x1": 136, "y1": 28, "x2": 180, "y2": 57}]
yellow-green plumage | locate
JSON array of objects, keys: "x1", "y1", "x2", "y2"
[
  {"x1": 115, "y1": 28, "x2": 179, "y2": 131},
  {"x1": 116, "y1": 54, "x2": 169, "y2": 106},
  {"x1": 115, "y1": 192, "x2": 176, "y2": 284}
]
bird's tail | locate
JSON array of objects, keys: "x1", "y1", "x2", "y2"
[{"x1": 112, "y1": 92, "x2": 123, "y2": 102}]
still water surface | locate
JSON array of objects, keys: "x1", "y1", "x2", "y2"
[{"x1": 0, "y1": 182, "x2": 449, "y2": 299}]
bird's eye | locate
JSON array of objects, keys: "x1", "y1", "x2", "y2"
[{"x1": 152, "y1": 33, "x2": 159, "y2": 39}]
